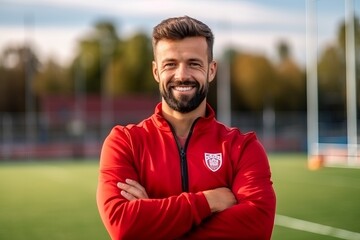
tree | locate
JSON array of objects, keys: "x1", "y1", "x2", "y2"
[
  {"x1": 317, "y1": 16, "x2": 360, "y2": 111},
  {"x1": 231, "y1": 52, "x2": 277, "y2": 111},
  {"x1": 70, "y1": 21, "x2": 155, "y2": 96},
  {"x1": 33, "y1": 58, "x2": 72, "y2": 96},
  {"x1": 336, "y1": 16, "x2": 360, "y2": 107},
  {"x1": 274, "y1": 41, "x2": 306, "y2": 111},
  {"x1": 104, "y1": 32, "x2": 155, "y2": 96},
  {"x1": 318, "y1": 45, "x2": 346, "y2": 111},
  {"x1": 70, "y1": 20, "x2": 119, "y2": 94},
  {"x1": 0, "y1": 46, "x2": 39, "y2": 112}
]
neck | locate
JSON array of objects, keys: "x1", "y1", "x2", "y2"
[{"x1": 162, "y1": 100, "x2": 206, "y2": 138}]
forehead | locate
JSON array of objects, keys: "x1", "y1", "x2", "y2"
[{"x1": 154, "y1": 37, "x2": 208, "y2": 61}]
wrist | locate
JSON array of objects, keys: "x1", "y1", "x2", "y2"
[{"x1": 202, "y1": 190, "x2": 218, "y2": 213}]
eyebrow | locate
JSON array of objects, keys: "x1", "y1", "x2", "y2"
[
  {"x1": 161, "y1": 58, "x2": 177, "y2": 63},
  {"x1": 188, "y1": 58, "x2": 203, "y2": 62},
  {"x1": 160, "y1": 57, "x2": 205, "y2": 65}
]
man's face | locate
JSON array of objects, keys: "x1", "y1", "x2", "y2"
[{"x1": 152, "y1": 37, "x2": 216, "y2": 113}]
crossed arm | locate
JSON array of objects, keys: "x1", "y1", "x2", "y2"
[
  {"x1": 97, "y1": 131, "x2": 276, "y2": 239},
  {"x1": 112, "y1": 171, "x2": 275, "y2": 239},
  {"x1": 118, "y1": 178, "x2": 237, "y2": 213}
]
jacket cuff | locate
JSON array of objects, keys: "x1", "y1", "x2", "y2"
[{"x1": 190, "y1": 192, "x2": 212, "y2": 225}]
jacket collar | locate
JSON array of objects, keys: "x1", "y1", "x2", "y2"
[{"x1": 151, "y1": 102, "x2": 216, "y2": 131}]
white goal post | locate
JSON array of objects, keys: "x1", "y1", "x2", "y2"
[{"x1": 306, "y1": 0, "x2": 359, "y2": 169}]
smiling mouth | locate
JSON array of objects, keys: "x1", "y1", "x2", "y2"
[{"x1": 174, "y1": 86, "x2": 194, "y2": 92}]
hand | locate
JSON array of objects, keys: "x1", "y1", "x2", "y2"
[
  {"x1": 203, "y1": 187, "x2": 237, "y2": 213},
  {"x1": 117, "y1": 179, "x2": 149, "y2": 201}
]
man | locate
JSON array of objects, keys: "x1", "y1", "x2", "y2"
[{"x1": 97, "y1": 16, "x2": 276, "y2": 239}]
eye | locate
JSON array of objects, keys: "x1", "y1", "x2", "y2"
[
  {"x1": 163, "y1": 62, "x2": 176, "y2": 69},
  {"x1": 189, "y1": 61, "x2": 202, "y2": 68}
]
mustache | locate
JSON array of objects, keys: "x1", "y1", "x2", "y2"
[{"x1": 168, "y1": 80, "x2": 198, "y2": 87}]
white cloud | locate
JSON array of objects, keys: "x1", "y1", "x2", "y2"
[
  {"x1": 0, "y1": 0, "x2": 345, "y2": 66},
  {"x1": 213, "y1": 28, "x2": 306, "y2": 66},
  {"x1": 0, "y1": 26, "x2": 89, "y2": 66},
  {"x1": 8, "y1": 0, "x2": 304, "y2": 27}
]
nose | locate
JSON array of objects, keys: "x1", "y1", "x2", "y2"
[{"x1": 174, "y1": 64, "x2": 190, "y2": 81}]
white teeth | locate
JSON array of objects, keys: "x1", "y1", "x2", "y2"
[{"x1": 174, "y1": 86, "x2": 192, "y2": 92}]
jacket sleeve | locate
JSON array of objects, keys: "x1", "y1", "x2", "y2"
[
  {"x1": 96, "y1": 127, "x2": 212, "y2": 240},
  {"x1": 184, "y1": 135, "x2": 276, "y2": 240}
]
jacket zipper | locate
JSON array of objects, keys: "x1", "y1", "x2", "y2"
[
  {"x1": 169, "y1": 118, "x2": 200, "y2": 192},
  {"x1": 179, "y1": 148, "x2": 188, "y2": 192}
]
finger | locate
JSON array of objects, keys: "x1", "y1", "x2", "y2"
[
  {"x1": 117, "y1": 182, "x2": 130, "y2": 191},
  {"x1": 117, "y1": 181, "x2": 148, "y2": 199},
  {"x1": 120, "y1": 190, "x2": 137, "y2": 201},
  {"x1": 124, "y1": 179, "x2": 149, "y2": 198},
  {"x1": 125, "y1": 179, "x2": 147, "y2": 194},
  {"x1": 117, "y1": 183, "x2": 137, "y2": 200}
]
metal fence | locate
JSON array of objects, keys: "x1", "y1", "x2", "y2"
[
  {"x1": 0, "y1": 110, "x2": 309, "y2": 160},
  {"x1": 1, "y1": 106, "x2": 353, "y2": 160}
]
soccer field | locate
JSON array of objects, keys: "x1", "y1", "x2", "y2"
[
  {"x1": 0, "y1": 154, "x2": 359, "y2": 240},
  {"x1": 270, "y1": 154, "x2": 360, "y2": 240}
]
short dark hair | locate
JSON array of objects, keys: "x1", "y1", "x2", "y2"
[{"x1": 152, "y1": 16, "x2": 214, "y2": 62}]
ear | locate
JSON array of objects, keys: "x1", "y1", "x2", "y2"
[
  {"x1": 152, "y1": 61, "x2": 160, "y2": 83},
  {"x1": 208, "y1": 60, "x2": 217, "y2": 83}
]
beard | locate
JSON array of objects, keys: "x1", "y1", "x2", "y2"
[{"x1": 160, "y1": 79, "x2": 209, "y2": 113}]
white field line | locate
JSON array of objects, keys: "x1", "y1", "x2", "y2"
[{"x1": 275, "y1": 214, "x2": 360, "y2": 240}]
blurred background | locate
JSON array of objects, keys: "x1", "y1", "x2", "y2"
[
  {"x1": 0, "y1": 0, "x2": 359, "y2": 159},
  {"x1": 1, "y1": 1, "x2": 360, "y2": 239}
]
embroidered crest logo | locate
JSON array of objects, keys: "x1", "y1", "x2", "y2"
[{"x1": 204, "y1": 153, "x2": 222, "y2": 172}]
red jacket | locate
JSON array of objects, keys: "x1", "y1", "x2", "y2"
[{"x1": 97, "y1": 103, "x2": 276, "y2": 239}]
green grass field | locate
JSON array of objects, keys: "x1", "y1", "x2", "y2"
[{"x1": 0, "y1": 154, "x2": 359, "y2": 240}]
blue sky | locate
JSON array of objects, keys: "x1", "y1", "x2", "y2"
[{"x1": 0, "y1": 0, "x2": 358, "y2": 66}]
